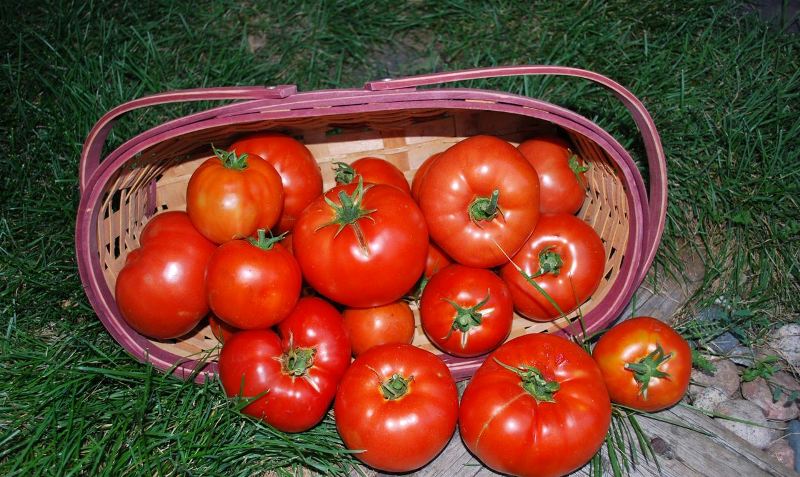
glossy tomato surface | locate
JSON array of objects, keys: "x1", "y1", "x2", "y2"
[
  {"x1": 420, "y1": 265, "x2": 512, "y2": 357},
  {"x1": 410, "y1": 152, "x2": 442, "y2": 202},
  {"x1": 334, "y1": 343, "x2": 458, "y2": 472},
  {"x1": 343, "y1": 301, "x2": 416, "y2": 356},
  {"x1": 518, "y1": 136, "x2": 587, "y2": 215},
  {"x1": 293, "y1": 181, "x2": 428, "y2": 307},
  {"x1": 229, "y1": 134, "x2": 323, "y2": 233},
  {"x1": 335, "y1": 157, "x2": 411, "y2": 194},
  {"x1": 115, "y1": 212, "x2": 215, "y2": 340},
  {"x1": 418, "y1": 135, "x2": 540, "y2": 268},
  {"x1": 205, "y1": 235, "x2": 301, "y2": 329},
  {"x1": 424, "y1": 242, "x2": 452, "y2": 278},
  {"x1": 592, "y1": 316, "x2": 692, "y2": 412},
  {"x1": 186, "y1": 149, "x2": 283, "y2": 244},
  {"x1": 218, "y1": 297, "x2": 350, "y2": 432},
  {"x1": 208, "y1": 314, "x2": 239, "y2": 344},
  {"x1": 460, "y1": 333, "x2": 611, "y2": 477},
  {"x1": 500, "y1": 213, "x2": 605, "y2": 321}
]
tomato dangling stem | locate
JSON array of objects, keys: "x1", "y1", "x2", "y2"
[
  {"x1": 624, "y1": 343, "x2": 673, "y2": 399},
  {"x1": 213, "y1": 146, "x2": 249, "y2": 170},
  {"x1": 380, "y1": 373, "x2": 413, "y2": 400},
  {"x1": 468, "y1": 189, "x2": 501, "y2": 222},
  {"x1": 494, "y1": 358, "x2": 560, "y2": 403},
  {"x1": 247, "y1": 229, "x2": 286, "y2": 250},
  {"x1": 568, "y1": 154, "x2": 590, "y2": 186},
  {"x1": 333, "y1": 162, "x2": 357, "y2": 185}
]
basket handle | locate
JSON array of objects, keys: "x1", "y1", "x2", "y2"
[
  {"x1": 367, "y1": 65, "x2": 667, "y2": 282},
  {"x1": 79, "y1": 85, "x2": 297, "y2": 192}
]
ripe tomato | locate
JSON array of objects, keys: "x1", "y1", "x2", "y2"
[
  {"x1": 218, "y1": 297, "x2": 351, "y2": 433},
  {"x1": 208, "y1": 314, "x2": 239, "y2": 344},
  {"x1": 410, "y1": 152, "x2": 442, "y2": 202},
  {"x1": 334, "y1": 343, "x2": 459, "y2": 472},
  {"x1": 186, "y1": 147, "x2": 283, "y2": 244},
  {"x1": 293, "y1": 180, "x2": 428, "y2": 307},
  {"x1": 460, "y1": 333, "x2": 611, "y2": 477},
  {"x1": 205, "y1": 231, "x2": 301, "y2": 329},
  {"x1": 518, "y1": 136, "x2": 588, "y2": 215},
  {"x1": 592, "y1": 316, "x2": 692, "y2": 412},
  {"x1": 500, "y1": 213, "x2": 605, "y2": 321},
  {"x1": 334, "y1": 157, "x2": 411, "y2": 194},
  {"x1": 418, "y1": 135, "x2": 540, "y2": 268},
  {"x1": 420, "y1": 265, "x2": 513, "y2": 357},
  {"x1": 424, "y1": 242, "x2": 451, "y2": 278},
  {"x1": 229, "y1": 133, "x2": 323, "y2": 233},
  {"x1": 343, "y1": 301, "x2": 416, "y2": 356},
  {"x1": 115, "y1": 212, "x2": 215, "y2": 339}
]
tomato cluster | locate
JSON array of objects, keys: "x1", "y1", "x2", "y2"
[{"x1": 112, "y1": 132, "x2": 689, "y2": 475}]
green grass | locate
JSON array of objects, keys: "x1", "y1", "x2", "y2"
[{"x1": 1, "y1": 0, "x2": 798, "y2": 474}]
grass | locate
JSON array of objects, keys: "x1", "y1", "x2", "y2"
[{"x1": 0, "y1": 0, "x2": 798, "y2": 474}]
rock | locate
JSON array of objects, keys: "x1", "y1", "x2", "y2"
[
  {"x1": 728, "y1": 345, "x2": 757, "y2": 367},
  {"x1": 767, "y1": 439, "x2": 795, "y2": 470},
  {"x1": 693, "y1": 387, "x2": 730, "y2": 412},
  {"x1": 714, "y1": 399, "x2": 782, "y2": 449},
  {"x1": 741, "y1": 373, "x2": 800, "y2": 421},
  {"x1": 787, "y1": 420, "x2": 800, "y2": 472},
  {"x1": 689, "y1": 357, "x2": 741, "y2": 398},
  {"x1": 769, "y1": 324, "x2": 800, "y2": 369},
  {"x1": 709, "y1": 331, "x2": 741, "y2": 355}
]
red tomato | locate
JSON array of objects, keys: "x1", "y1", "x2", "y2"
[
  {"x1": 460, "y1": 333, "x2": 611, "y2": 477},
  {"x1": 334, "y1": 343, "x2": 458, "y2": 472},
  {"x1": 205, "y1": 231, "x2": 301, "y2": 329},
  {"x1": 293, "y1": 180, "x2": 428, "y2": 307},
  {"x1": 115, "y1": 212, "x2": 215, "y2": 339},
  {"x1": 420, "y1": 265, "x2": 513, "y2": 357},
  {"x1": 518, "y1": 136, "x2": 588, "y2": 215},
  {"x1": 410, "y1": 152, "x2": 442, "y2": 202},
  {"x1": 592, "y1": 316, "x2": 692, "y2": 412},
  {"x1": 209, "y1": 314, "x2": 239, "y2": 344},
  {"x1": 424, "y1": 242, "x2": 452, "y2": 278},
  {"x1": 500, "y1": 213, "x2": 605, "y2": 321},
  {"x1": 418, "y1": 135, "x2": 540, "y2": 268},
  {"x1": 334, "y1": 157, "x2": 411, "y2": 194},
  {"x1": 229, "y1": 134, "x2": 323, "y2": 233},
  {"x1": 218, "y1": 297, "x2": 351, "y2": 432},
  {"x1": 343, "y1": 301, "x2": 416, "y2": 356},
  {"x1": 186, "y1": 148, "x2": 283, "y2": 244}
]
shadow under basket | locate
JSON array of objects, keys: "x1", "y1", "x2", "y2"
[{"x1": 75, "y1": 66, "x2": 667, "y2": 382}]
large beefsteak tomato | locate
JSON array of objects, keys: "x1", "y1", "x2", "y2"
[{"x1": 517, "y1": 136, "x2": 588, "y2": 215}]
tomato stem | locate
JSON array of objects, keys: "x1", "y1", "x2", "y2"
[
  {"x1": 533, "y1": 246, "x2": 563, "y2": 277},
  {"x1": 380, "y1": 373, "x2": 413, "y2": 400},
  {"x1": 248, "y1": 229, "x2": 286, "y2": 251},
  {"x1": 333, "y1": 162, "x2": 356, "y2": 185},
  {"x1": 624, "y1": 343, "x2": 673, "y2": 400},
  {"x1": 214, "y1": 146, "x2": 249, "y2": 170},
  {"x1": 443, "y1": 293, "x2": 490, "y2": 348},
  {"x1": 568, "y1": 154, "x2": 589, "y2": 186},
  {"x1": 468, "y1": 189, "x2": 501, "y2": 222},
  {"x1": 317, "y1": 177, "x2": 377, "y2": 241},
  {"x1": 494, "y1": 358, "x2": 560, "y2": 403},
  {"x1": 283, "y1": 346, "x2": 316, "y2": 377}
]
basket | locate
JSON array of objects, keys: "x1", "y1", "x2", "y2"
[{"x1": 75, "y1": 66, "x2": 667, "y2": 382}]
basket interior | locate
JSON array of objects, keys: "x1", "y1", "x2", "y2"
[{"x1": 96, "y1": 108, "x2": 629, "y2": 361}]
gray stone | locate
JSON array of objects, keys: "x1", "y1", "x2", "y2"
[
  {"x1": 786, "y1": 419, "x2": 800, "y2": 472},
  {"x1": 689, "y1": 357, "x2": 741, "y2": 398},
  {"x1": 741, "y1": 373, "x2": 800, "y2": 421},
  {"x1": 693, "y1": 387, "x2": 731, "y2": 412},
  {"x1": 709, "y1": 331, "x2": 741, "y2": 355},
  {"x1": 714, "y1": 399, "x2": 782, "y2": 449},
  {"x1": 769, "y1": 324, "x2": 800, "y2": 369},
  {"x1": 728, "y1": 345, "x2": 757, "y2": 367},
  {"x1": 766, "y1": 439, "x2": 795, "y2": 470}
]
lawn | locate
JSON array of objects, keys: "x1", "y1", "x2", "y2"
[{"x1": 1, "y1": 0, "x2": 798, "y2": 475}]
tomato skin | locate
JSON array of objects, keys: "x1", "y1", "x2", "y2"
[
  {"x1": 424, "y1": 242, "x2": 452, "y2": 278},
  {"x1": 229, "y1": 134, "x2": 323, "y2": 233},
  {"x1": 334, "y1": 343, "x2": 459, "y2": 472},
  {"x1": 205, "y1": 239, "x2": 301, "y2": 329},
  {"x1": 420, "y1": 265, "x2": 513, "y2": 357},
  {"x1": 209, "y1": 314, "x2": 239, "y2": 344},
  {"x1": 418, "y1": 135, "x2": 540, "y2": 268},
  {"x1": 592, "y1": 317, "x2": 692, "y2": 412},
  {"x1": 518, "y1": 136, "x2": 587, "y2": 215},
  {"x1": 410, "y1": 152, "x2": 442, "y2": 202},
  {"x1": 500, "y1": 213, "x2": 605, "y2": 321},
  {"x1": 186, "y1": 150, "x2": 284, "y2": 244},
  {"x1": 115, "y1": 212, "x2": 215, "y2": 340},
  {"x1": 460, "y1": 333, "x2": 611, "y2": 477},
  {"x1": 218, "y1": 298, "x2": 350, "y2": 433},
  {"x1": 336, "y1": 157, "x2": 411, "y2": 194},
  {"x1": 293, "y1": 182, "x2": 428, "y2": 307},
  {"x1": 343, "y1": 301, "x2": 416, "y2": 356}
]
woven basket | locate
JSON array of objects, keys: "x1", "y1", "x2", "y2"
[{"x1": 75, "y1": 66, "x2": 667, "y2": 381}]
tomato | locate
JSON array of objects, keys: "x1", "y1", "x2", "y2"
[
  {"x1": 410, "y1": 152, "x2": 442, "y2": 202},
  {"x1": 186, "y1": 147, "x2": 283, "y2": 244},
  {"x1": 334, "y1": 343, "x2": 458, "y2": 472},
  {"x1": 343, "y1": 301, "x2": 416, "y2": 356},
  {"x1": 205, "y1": 231, "x2": 301, "y2": 329},
  {"x1": 418, "y1": 135, "x2": 540, "y2": 268},
  {"x1": 115, "y1": 212, "x2": 215, "y2": 339},
  {"x1": 293, "y1": 179, "x2": 428, "y2": 307},
  {"x1": 592, "y1": 316, "x2": 692, "y2": 412},
  {"x1": 424, "y1": 242, "x2": 452, "y2": 278},
  {"x1": 229, "y1": 133, "x2": 323, "y2": 233},
  {"x1": 209, "y1": 314, "x2": 239, "y2": 344},
  {"x1": 334, "y1": 157, "x2": 411, "y2": 194},
  {"x1": 420, "y1": 265, "x2": 513, "y2": 357},
  {"x1": 218, "y1": 297, "x2": 351, "y2": 432},
  {"x1": 518, "y1": 136, "x2": 588, "y2": 215},
  {"x1": 500, "y1": 213, "x2": 605, "y2": 321},
  {"x1": 459, "y1": 333, "x2": 611, "y2": 477}
]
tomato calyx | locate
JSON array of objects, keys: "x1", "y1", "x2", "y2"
[
  {"x1": 443, "y1": 294, "x2": 491, "y2": 348},
  {"x1": 317, "y1": 178, "x2": 377, "y2": 252},
  {"x1": 213, "y1": 146, "x2": 249, "y2": 170},
  {"x1": 532, "y1": 246, "x2": 564, "y2": 277},
  {"x1": 380, "y1": 373, "x2": 414, "y2": 400},
  {"x1": 247, "y1": 229, "x2": 286, "y2": 251},
  {"x1": 568, "y1": 154, "x2": 589, "y2": 186},
  {"x1": 468, "y1": 189, "x2": 502, "y2": 223},
  {"x1": 281, "y1": 345, "x2": 317, "y2": 377},
  {"x1": 624, "y1": 343, "x2": 673, "y2": 399},
  {"x1": 494, "y1": 358, "x2": 560, "y2": 403},
  {"x1": 333, "y1": 162, "x2": 357, "y2": 185}
]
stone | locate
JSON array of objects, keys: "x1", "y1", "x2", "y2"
[
  {"x1": 767, "y1": 439, "x2": 795, "y2": 470},
  {"x1": 786, "y1": 420, "x2": 800, "y2": 472},
  {"x1": 693, "y1": 387, "x2": 730, "y2": 412},
  {"x1": 709, "y1": 331, "x2": 741, "y2": 355},
  {"x1": 689, "y1": 357, "x2": 741, "y2": 399},
  {"x1": 714, "y1": 399, "x2": 782, "y2": 449},
  {"x1": 741, "y1": 373, "x2": 800, "y2": 421},
  {"x1": 728, "y1": 345, "x2": 757, "y2": 367},
  {"x1": 769, "y1": 324, "x2": 800, "y2": 369}
]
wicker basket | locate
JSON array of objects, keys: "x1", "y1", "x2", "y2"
[{"x1": 75, "y1": 66, "x2": 667, "y2": 381}]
